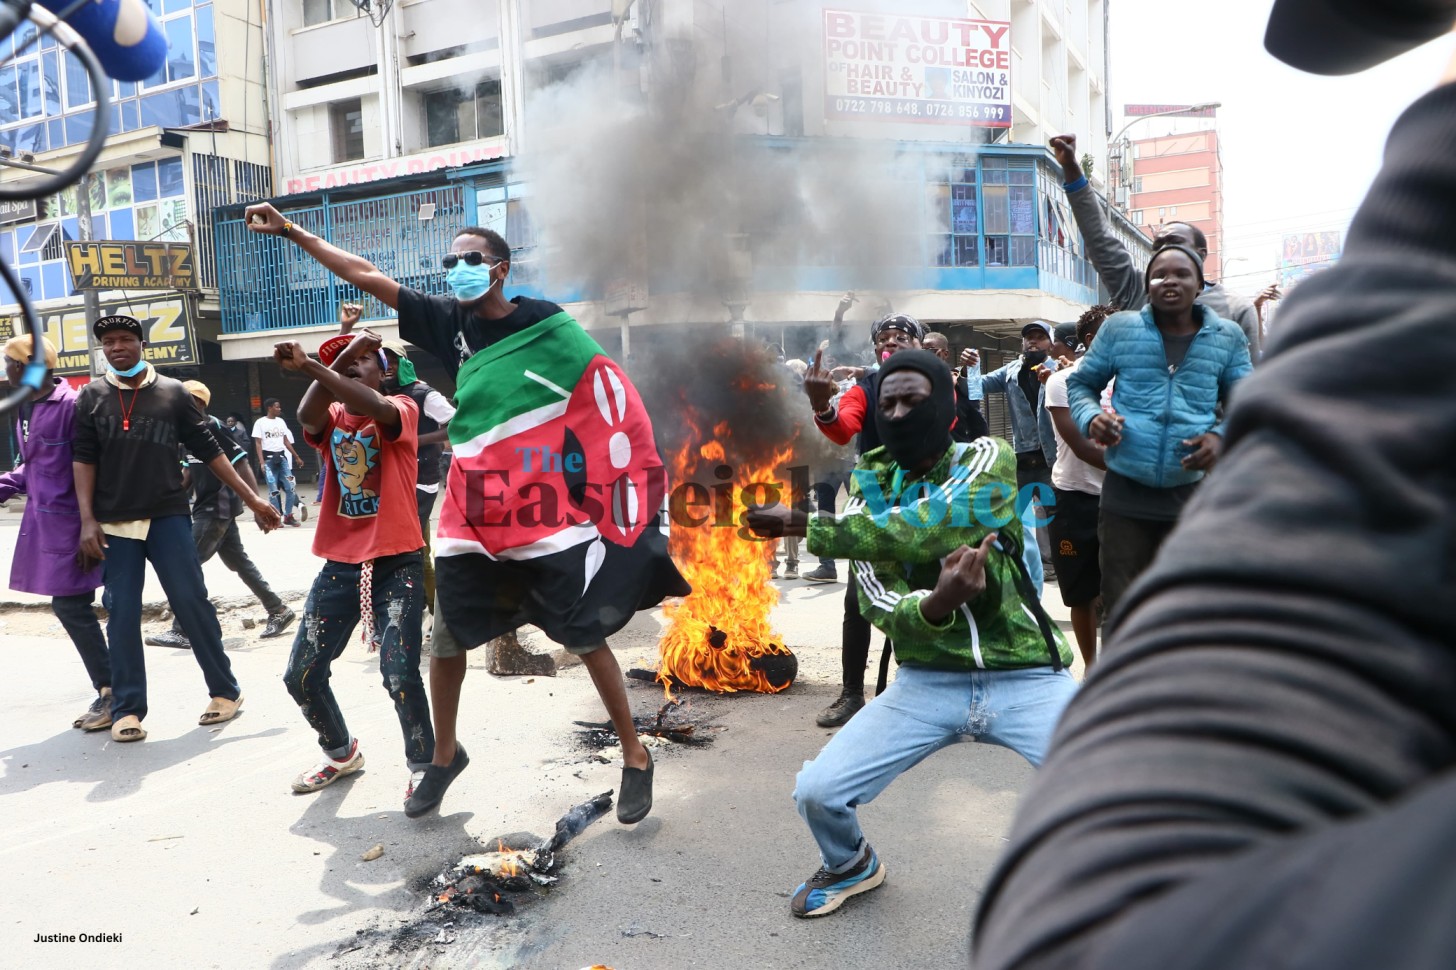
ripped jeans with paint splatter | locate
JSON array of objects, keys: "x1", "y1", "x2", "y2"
[{"x1": 283, "y1": 552, "x2": 434, "y2": 769}]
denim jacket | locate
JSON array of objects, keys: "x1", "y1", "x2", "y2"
[{"x1": 976, "y1": 357, "x2": 1058, "y2": 465}]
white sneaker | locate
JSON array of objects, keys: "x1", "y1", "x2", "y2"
[{"x1": 291, "y1": 739, "x2": 364, "y2": 793}]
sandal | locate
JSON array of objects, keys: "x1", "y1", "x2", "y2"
[
  {"x1": 198, "y1": 695, "x2": 244, "y2": 726},
  {"x1": 111, "y1": 715, "x2": 146, "y2": 743}
]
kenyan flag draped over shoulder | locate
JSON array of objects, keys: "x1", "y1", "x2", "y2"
[{"x1": 436, "y1": 311, "x2": 670, "y2": 569}]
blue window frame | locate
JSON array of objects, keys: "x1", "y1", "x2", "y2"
[
  {"x1": 165, "y1": 15, "x2": 196, "y2": 82},
  {"x1": 17, "y1": 60, "x2": 41, "y2": 119},
  {"x1": 110, "y1": 208, "x2": 136, "y2": 240},
  {"x1": 41, "y1": 51, "x2": 60, "y2": 115},
  {"x1": 140, "y1": 89, "x2": 184, "y2": 129},
  {"x1": 41, "y1": 262, "x2": 68, "y2": 301},
  {"x1": 132, "y1": 162, "x2": 158, "y2": 203},
  {"x1": 197, "y1": 5, "x2": 216, "y2": 76},
  {"x1": 158, "y1": 157, "x2": 185, "y2": 197},
  {"x1": 63, "y1": 50, "x2": 91, "y2": 108}
]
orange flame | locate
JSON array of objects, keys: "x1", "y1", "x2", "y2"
[
  {"x1": 658, "y1": 418, "x2": 794, "y2": 695},
  {"x1": 496, "y1": 839, "x2": 521, "y2": 878}
]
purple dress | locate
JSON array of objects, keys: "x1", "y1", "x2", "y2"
[{"x1": 0, "y1": 379, "x2": 103, "y2": 597}]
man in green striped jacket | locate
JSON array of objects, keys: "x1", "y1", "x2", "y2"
[{"x1": 751, "y1": 349, "x2": 1078, "y2": 920}]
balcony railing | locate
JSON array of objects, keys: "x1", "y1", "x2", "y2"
[{"x1": 216, "y1": 184, "x2": 467, "y2": 333}]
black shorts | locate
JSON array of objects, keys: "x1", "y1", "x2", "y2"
[{"x1": 1048, "y1": 487, "x2": 1101, "y2": 607}]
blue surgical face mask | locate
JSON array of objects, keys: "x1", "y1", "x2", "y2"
[
  {"x1": 107, "y1": 358, "x2": 147, "y2": 378},
  {"x1": 446, "y1": 262, "x2": 498, "y2": 303}
]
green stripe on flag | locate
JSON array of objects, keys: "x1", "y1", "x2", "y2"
[{"x1": 449, "y1": 311, "x2": 606, "y2": 445}]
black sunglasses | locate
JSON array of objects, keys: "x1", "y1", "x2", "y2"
[{"x1": 441, "y1": 251, "x2": 500, "y2": 270}]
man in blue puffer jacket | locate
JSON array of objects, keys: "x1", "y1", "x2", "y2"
[{"x1": 1067, "y1": 244, "x2": 1252, "y2": 617}]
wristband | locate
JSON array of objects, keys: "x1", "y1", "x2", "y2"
[
  {"x1": 281, "y1": 221, "x2": 293, "y2": 238},
  {"x1": 1063, "y1": 174, "x2": 1088, "y2": 193},
  {"x1": 814, "y1": 405, "x2": 836, "y2": 422}
]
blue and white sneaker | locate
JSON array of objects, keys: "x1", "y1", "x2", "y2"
[{"x1": 790, "y1": 846, "x2": 886, "y2": 918}]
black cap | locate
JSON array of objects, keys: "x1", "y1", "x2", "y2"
[
  {"x1": 1265, "y1": 0, "x2": 1456, "y2": 76},
  {"x1": 1053, "y1": 322, "x2": 1079, "y2": 347},
  {"x1": 1021, "y1": 320, "x2": 1053, "y2": 338},
  {"x1": 871, "y1": 313, "x2": 926, "y2": 341},
  {"x1": 1146, "y1": 244, "x2": 1206, "y2": 290},
  {"x1": 93, "y1": 314, "x2": 144, "y2": 340}
]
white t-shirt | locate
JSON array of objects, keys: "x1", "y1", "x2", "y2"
[
  {"x1": 416, "y1": 388, "x2": 457, "y2": 494},
  {"x1": 252, "y1": 416, "x2": 294, "y2": 454},
  {"x1": 1044, "y1": 360, "x2": 1105, "y2": 496}
]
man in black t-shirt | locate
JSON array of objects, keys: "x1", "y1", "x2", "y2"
[
  {"x1": 73, "y1": 315, "x2": 282, "y2": 742},
  {"x1": 244, "y1": 205, "x2": 686, "y2": 826},
  {"x1": 144, "y1": 380, "x2": 296, "y2": 650}
]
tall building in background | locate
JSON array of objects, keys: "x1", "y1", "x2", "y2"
[
  {"x1": 0, "y1": 0, "x2": 272, "y2": 385},
  {"x1": 0, "y1": 0, "x2": 1149, "y2": 441},
  {"x1": 219, "y1": 0, "x2": 1142, "y2": 373},
  {"x1": 1116, "y1": 123, "x2": 1225, "y2": 280}
]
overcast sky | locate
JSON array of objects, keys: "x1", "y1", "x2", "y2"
[{"x1": 1107, "y1": 0, "x2": 1449, "y2": 295}]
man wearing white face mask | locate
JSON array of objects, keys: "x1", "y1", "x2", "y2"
[{"x1": 243, "y1": 205, "x2": 689, "y2": 825}]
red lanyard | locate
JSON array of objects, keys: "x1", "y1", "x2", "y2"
[{"x1": 117, "y1": 382, "x2": 141, "y2": 432}]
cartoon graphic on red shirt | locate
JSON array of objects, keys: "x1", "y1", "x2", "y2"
[{"x1": 332, "y1": 426, "x2": 381, "y2": 518}]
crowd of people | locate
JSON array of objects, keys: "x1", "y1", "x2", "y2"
[{"x1": 5, "y1": 125, "x2": 1256, "y2": 928}]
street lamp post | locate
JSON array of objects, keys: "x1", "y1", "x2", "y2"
[{"x1": 1108, "y1": 101, "x2": 1222, "y2": 212}]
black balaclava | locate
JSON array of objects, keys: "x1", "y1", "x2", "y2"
[{"x1": 874, "y1": 349, "x2": 956, "y2": 471}]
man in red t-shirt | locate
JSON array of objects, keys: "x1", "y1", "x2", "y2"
[{"x1": 273, "y1": 331, "x2": 435, "y2": 806}]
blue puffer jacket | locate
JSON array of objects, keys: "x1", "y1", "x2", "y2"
[{"x1": 1067, "y1": 305, "x2": 1253, "y2": 489}]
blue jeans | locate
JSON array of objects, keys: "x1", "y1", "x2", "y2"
[
  {"x1": 812, "y1": 469, "x2": 852, "y2": 568},
  {"x1": 103, "y1": 514, "x2": 240, "y2": 722},
  {"x1": 283, "y1": 553, "x2": 434, "y2": 768},
  {"x1": 262, "y1": 452, "x2": 297, "y2": 516},
  {"x1": 794, "y1": 664, "x2": 1078, "y2": 870}
]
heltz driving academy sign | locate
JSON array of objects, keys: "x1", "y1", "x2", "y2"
[
  {"x1": 0, "y1": 295, "x2": 199, "y2": 376},
  {"x1": 823, "y1": 9, "x2": 1012, "y2": 127}
]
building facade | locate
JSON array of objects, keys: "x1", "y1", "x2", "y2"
[
  {"x1": 1118, "y1": 127, "x2": 1224, "y2": 280},
  {"x1": 211, "y1": 0, "x2": 1144, "y2": 385},
  {"x1": 0, "y1": 0, "x2": 275, "y2": 429}
]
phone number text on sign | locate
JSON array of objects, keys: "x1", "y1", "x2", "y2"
[
  {"x1": 831, "y1": 99, "x2": 1010, "y2": 123},
  {"x1": 823, "y1": 9, "x2": 1013, "y2": 128}
]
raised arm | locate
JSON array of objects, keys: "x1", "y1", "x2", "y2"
[
  {"x1": 245, "y1": 202, "x2": 402, "y2": 310},
  {"x1": 1051, "y1": 135, "x2": 1145, "y2": 313},
  {"x1": 277, "y1": 334, "x2": 403, "y2": 438}
]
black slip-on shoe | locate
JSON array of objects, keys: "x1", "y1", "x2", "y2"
[
  {"x1": 404, "y1": 744, "x2": 469, "y2": 818},
  {"x1": 617, "y1": 749, "x2": 654, "y2": 824}
]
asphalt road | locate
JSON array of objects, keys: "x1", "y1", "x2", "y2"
[{"x1": 0, "y1": 509, "x2": 1082, "y2": 970}]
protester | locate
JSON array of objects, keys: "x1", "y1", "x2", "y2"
[
  {"x1": 72, "y1": 314, "x2": 281, "y2": 742},
  {"x1": 143, "y1": 380, "x2": 296, "y2": 648},
  {"x1": 748, "y1": 350, "x2": 1074, "y2": 919},
  {"x1": 1066, "y1": 246, "x2": 1252, "y2": 617},
  {"x1": 1049, "y1": 323, "x2": 1079, "y2": 365},
  {"x1": 922, "y1": 331, "x2": 989, "y2": 443},
  {"x1": 1042, "y1": 306, "x2": 1116, "y2": 667},
  {"x1": 978, "y1": 321, "x2": 1058, "y2": 582},
  {"x1": 1050, "y1": 133, "x2": 1261, "y2": 357},
  {"x1": 274, "y1": 332, "x2": 435, "y2": 802},
  {"x1": 974, "y1": 63, "x2": 1456, "y2": 970},
  {"x1": 0, "y1": 335, "x2": 111, "y2": 731},
  {"x1": 253, "y1": 398, "x2": 305, "y2": 526},
  {"x1": 224, "y1": 413, "x2": 254, "y2": 466},
  {"x1": 243, "y1": 204, "x2": 688, "y2": 824},
  {"x1": 338, "y1": 303, "x2": 458, "y2": 613},
  {"x1": 800, "y1": 312, "x2": 925, "y2": 727}
]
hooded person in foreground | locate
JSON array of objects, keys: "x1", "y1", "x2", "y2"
[{"x1": 750, "y1": 350, "x2": 1076, "y2": 920}]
